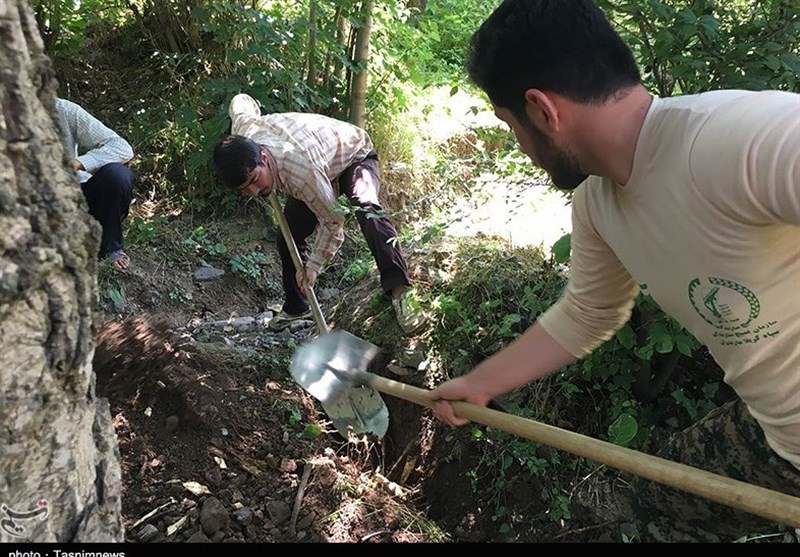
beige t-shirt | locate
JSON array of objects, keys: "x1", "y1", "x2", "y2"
[{"x1": 539, "y1": 90, "x2": 800, "y2": 467}]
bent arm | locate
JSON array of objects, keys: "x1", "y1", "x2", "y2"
[
  {"x1": 294, "y1": 170, "x2": 345, "y2": 273},
  {"x1": 67, "y1": 104, "x2": 133, "y2": 173},
  {"x1": 428, "y1": 185, "x2": 639, "y2": 425}
]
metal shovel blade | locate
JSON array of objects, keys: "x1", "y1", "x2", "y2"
[{"x1": 291, "y1": 331, "x2": 389, "y2": 438}]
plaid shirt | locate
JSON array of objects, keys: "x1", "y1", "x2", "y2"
[
  {"x1": 55, "y1": 98, "x2": 134, "y2": 184},
  {"x1": 228, "y1": 94, "x2": 374, "y2": 272}
]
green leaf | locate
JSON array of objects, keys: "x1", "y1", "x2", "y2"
[
  {"x1": 765, "y1": 55, "x2": 782, "y2": 72},
  {"x1": 498, "y1": 523, "x2": 510, "y2": 534},
  {"x1": 608, "y1": 413, "x2": 638, "y2": 446},
  {"x1": 616, "y1": 325, "x2": 636, "y2": 350},
  {"x1": 298, "y1": 423, "x2": 322, "y2": 439},
  {"x1": 654, "y1": 334, "x2": 674, "y2": 354},
  {"x1": 551, "y1": 233, "x2": 571, "y2": 264},
  {"x1": 676, "y1": 336, "x2": 694, "y2": 356}
]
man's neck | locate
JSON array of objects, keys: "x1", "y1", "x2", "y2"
[{"x1": 574, "y1": 85, "x2": 653, "y2": 186}]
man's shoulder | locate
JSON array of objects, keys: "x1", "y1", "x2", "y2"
[
  {"x1": 54, "y1": 97, "x2": 75, "y2": 113},
  {"x1": 658, "y1": 89, "x2": 797, "y2": 121},
  {"x1": 55, "y1": 97, "x2": 93, "y2": 120}
]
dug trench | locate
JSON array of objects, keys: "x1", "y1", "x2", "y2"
[{"x1": 92, "y1": 268, "x2": 634, "y2": 543}]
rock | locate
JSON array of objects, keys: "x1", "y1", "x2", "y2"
[
  {"x1": 265, "y1": 500, "x2": 291, "y2": 526},
  {"x1": 297, "y1": 512, "x2": 313, "y2": 529},
  {"x1": 231, "y1": 507, "x2": 253, "y2": 526},
  {"x1": 280, "y1": 458, "x2": 297, "y2": 473},
  {"x1": 289, "y1": 319, "x2": 313, "y2": 332},
  {"x1": 194, "y1": 266, "x2": 225, "y2": 282},
  {"x1": 138, "y1": 289, "x2": 161, "y2": 307},
  {"x1": 255, "y1": 311, "x2": 274, "y2": 327},
  {"x1": 200, "y1": 496, "x2": 230, "y2": 535},
  {"x1": 317, "y1": 287, "x2": 340, "y2": 301},
  {"x1": 135, "y1": 523, "x2": 159, "y2": 542},
  {"x1": 232, "y1": 316, "x2": 256, "y2": 331}
]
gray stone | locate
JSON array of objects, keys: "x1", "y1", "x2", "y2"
[
  {"x1": 231, "y1": 507, "x2": 253, "y2": 526},
  {"x1": 289, "y1": 319, "x2": 313, "y2": 332},
  {"x1": 135, "y1": 523, "x2": 159, "y2": 543},
  {"x1": 138, "y1": 289, "x2": 161, "y2": 307},
  {"x1": 265, "y1": 500, "x2": 291, "y2": 526},
  {"x1": 194, "y1": 266, "x2": 225, "y2": 282},
  {"x1": 199, "y1": 496, "x2": 230, "y2": 535}
]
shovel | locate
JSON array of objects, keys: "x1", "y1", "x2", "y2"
[
  {"x1": 291, "y1": 329, "x2": 800, "y2": 529},
  {"x1": 265, "y1": 193, "x2": 390, "y2": 439}
]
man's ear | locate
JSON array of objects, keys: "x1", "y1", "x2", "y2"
[{"x1": 524, "y1": 89, "x2": 561, "y2": 132}]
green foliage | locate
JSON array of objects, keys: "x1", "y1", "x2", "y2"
[
  {"x1": 599, "y1": 0, "x2": 800, "y2": 95},
  {"x1": 168, "y1": 285, "x2": 191, "y2": 304},
  {"x1": 428, "y1": 239, "x2": 566, "y2": 377},
  {"x1": 229, "y1": 251, "x2": 269, "y2": 281},
  {"x1": 127, "y1": 214, "x2": 168, "y2": 245},
  {"x1": 608, "y1": 412, "x2": 639, "y2": 446},
  {"x1": 297, "y1": 423, "x2": 323, "y2": 440},
  {"x1": 342, "y1": 255, "x2": 374, "y2": 285},
  {"x1": 183, "y1": 226, "x2": 227, "y2": 259},
  {"x1": 550, "y1": 233, "x2": 571, "y2": 265},
  {"x1": 34, "y1": 0, "x2": 129, "y2": 54},
  {"x1": 672, "y1": 383, "x2": 720, "y2": 421},
  {"x1": 106, "y1": 286, "x2": 125, "y2": 305},
  {"x1": 545, "y1": 233, "x2": 706, "y2": 449}
]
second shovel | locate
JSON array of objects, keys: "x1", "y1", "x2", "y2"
[{"x1": 265, "y1": 193, "x2": 389, "y2": 439}]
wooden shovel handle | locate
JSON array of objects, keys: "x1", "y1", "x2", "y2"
[
  {"x1": 267, "y1": 193, "x2": 328, "y2": 333},
  {"x1": 354, "y1": 369, "x2": 800, "y2": 529}
]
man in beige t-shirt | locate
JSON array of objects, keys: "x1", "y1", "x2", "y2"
[{"x1": 427, "y1": 0, "x2": 799, "y2": 543}]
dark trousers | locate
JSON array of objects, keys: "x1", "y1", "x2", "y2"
[
  {"x1": 80, "y1": 163, "x2": 135, "y2": 257},
  {"x1": 632, "y1": 398, "x2": 800, "y2": 542},
  {"x1": 276, "y1": 153, "x2": 411, "y2": 315}
]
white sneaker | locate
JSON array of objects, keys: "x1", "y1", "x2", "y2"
[{"x1": 392, "y1": 290, "x2": 427, "y2": 335}]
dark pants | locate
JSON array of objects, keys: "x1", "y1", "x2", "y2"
[
  {"x1": 276, "y1": 153, "x2": 411, "y2": 315},
  {"x1": 80, "y1": 163, "x2": 135, "y2": 258},
  {"x1": 632, "y1": 398, "x2": 800, "y2": 542}
]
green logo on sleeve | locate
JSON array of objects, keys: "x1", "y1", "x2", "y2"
[{"x1": 688, "y1": 277, "x2": 778, "y2": 346}]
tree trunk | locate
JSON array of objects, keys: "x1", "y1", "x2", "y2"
[
  {"x1": 349, "y1": 0, "x2": 373, "y2": 127},
  {"x1": 305, "y1": 0, "x2": 318, "y2": 89},
  {"x1": 329, "y1": 7, "x2": 348, "y2": 98},
  {"x1": 0, "y1": 0, "x2": 123, "y2": 543}
]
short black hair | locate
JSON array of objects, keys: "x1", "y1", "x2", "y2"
[
  {"x1": 467, "y1": 0, "x2": 641, "y2": 116},
  {"x1": 212, "y1": 134, "x2": 262, "y2": 189}
]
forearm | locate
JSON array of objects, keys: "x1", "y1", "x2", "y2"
[
  {"x1": 465, "y1": 322, "x2": 577, "y2": 400},
  {"x1": 306, "y1": 221, "x2": 344, "y2": 273},
  {"x1": 78, "y1": 137, "x2": 133, "y2": 173}
]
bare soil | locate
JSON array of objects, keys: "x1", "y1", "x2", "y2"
[{"x1": 91, "y1": 211, "x2": 635, "y2": 544}]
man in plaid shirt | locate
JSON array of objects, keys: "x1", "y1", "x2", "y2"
[{"x1": 212, "y1": 93, "x2": 426, "y2": 335}]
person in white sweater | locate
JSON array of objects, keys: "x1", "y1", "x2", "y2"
[
  {"x1": 425, "y1": 0, "x2": 800, "y2": 543},
  {"x1": 55, "y1": 98, "x2": 135, "y2": 270}
]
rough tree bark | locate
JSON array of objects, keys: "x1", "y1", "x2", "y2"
[{"x1": 0, "y1": 0, "x2": 123, "y2": 543}]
